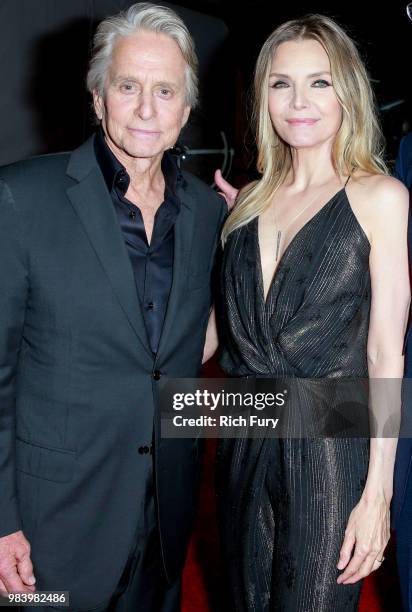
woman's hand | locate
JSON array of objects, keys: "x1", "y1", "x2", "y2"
[
  {"x1": 214, "y1": 169, "x2": 238, "y2": 211},
  {"x1": 336, "y1": 491, "x2": 390, "y2": 584}
]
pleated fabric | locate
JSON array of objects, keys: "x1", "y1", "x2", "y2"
[{"x1": 216, "y1": 187, "x2": 371, "y2": 611}]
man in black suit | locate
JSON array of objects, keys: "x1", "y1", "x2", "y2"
[{"x1": 0, "y1": 3, "x2": 226, "y2": 610}]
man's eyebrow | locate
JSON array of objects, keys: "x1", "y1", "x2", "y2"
[
  {"x1": 111, "y1": 75, "x2": 180, "y2": 88},
  {"x1": 155, "y1": 80, "x2": 180, "y2": 89},
  {"x1": 269, "y1": 71, "x2": 332, "y2": 78},
  {"x1": 112, "y1": 75, "x2": 138, "y2": 83}
]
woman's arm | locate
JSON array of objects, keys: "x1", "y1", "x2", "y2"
[
  {"x1": 337, "y1": 175, "x2": 410, "y2": 585},
  {"x1": 202, "y1": 307, "x2": 219, "y2": 364}
]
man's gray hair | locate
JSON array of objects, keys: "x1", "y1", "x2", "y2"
[{"x1": 87, "y1": 2, "x2": 198, "y2": 108}]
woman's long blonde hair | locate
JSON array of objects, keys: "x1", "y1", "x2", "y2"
[{"x1": 222, "y1": 14, "x2": 387, "y2": 244}]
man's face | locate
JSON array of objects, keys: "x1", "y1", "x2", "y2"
[{"x1": 93, "y1": 31, "x2": 190, "y2": 162}]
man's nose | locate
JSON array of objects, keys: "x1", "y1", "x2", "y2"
[{"x1": 135, "y1": 92, "x2": 156, "y2": 120}]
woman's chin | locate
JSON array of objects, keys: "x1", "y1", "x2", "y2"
[{"x1": 287, "y1": 139, "x2": 321, "y2": 150}]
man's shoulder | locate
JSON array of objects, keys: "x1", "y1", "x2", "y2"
[
  {"x1": 181, "y1": 169, "x2": 226, "y2": 213},
  {"x1": 0, "y1": 151, "x2": 71, "y2": 187},
  {"x1": 181, "y1": 169, "x2": 216, "y2": 196}
]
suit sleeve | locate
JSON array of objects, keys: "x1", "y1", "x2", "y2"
[
  {"x1": 0, "y1": 178, "x2": 28, "y2": 537},
  {"x1": 217, "y1": 193, "x2": 229, "y2": 230},
  {"x1": 209, "y1": 194, "x2": 227, "y2": 306}
]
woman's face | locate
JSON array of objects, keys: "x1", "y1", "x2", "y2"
[{"x1": 268, "y1": 39, "x2": 343, "y2": 150}]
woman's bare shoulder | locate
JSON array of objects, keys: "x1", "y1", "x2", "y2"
[
  {"x1": 348, "y1": 172, "x2": 408, "y2": 203},
  {"x1": 346, "y1": 172, "x2": 409, "y2": 242}
]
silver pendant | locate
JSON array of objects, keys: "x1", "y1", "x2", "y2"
[{"x1": 275, "y1": 230, "x2": 282, "y2": 261}]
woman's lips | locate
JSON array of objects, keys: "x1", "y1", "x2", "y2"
[{"x1": 286, "y1": 119, "x2": 319, "y2": 125}]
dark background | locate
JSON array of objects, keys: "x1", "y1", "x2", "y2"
[
  {"x1": 194, "y1": 0, "x2": 412, "y2": 178},
  {"x1": 0, "y1": 0, "x2": 411, "y2": 181},
  {"x1": 0, "y1": 3, "x2": 408, "y2": 609}
]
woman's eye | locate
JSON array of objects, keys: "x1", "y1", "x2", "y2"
[
  {"x1": 271, "y1": 81, "x2": 289, "y2": 88},
  {"x1": 312, "y1": 79, "x2": 331, "y2": 88}
]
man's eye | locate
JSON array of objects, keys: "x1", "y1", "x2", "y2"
[
  {"x1": 271, "y1": 81, "x2": 288, "y2": 88},
  {"x1": 159, "y1": 88, "x2": 172, "y2": 97},
  {"x1": 312, "y1": 79, "x2": 331, "y2": 88},
  {"x1": 120, "y1": 83, "x2": 135, "y2": 92}
]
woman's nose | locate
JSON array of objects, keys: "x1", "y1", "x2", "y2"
[{"x1": 290, "y1": 85, "x2": 309, "y2": 109}]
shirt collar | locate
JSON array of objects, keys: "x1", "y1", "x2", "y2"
[{"x1": 94, "y1": 127, "x2": 184, "y2": 198}]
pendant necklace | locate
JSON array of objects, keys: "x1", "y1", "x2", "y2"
[{"x1": 273, "y1": 189, "x2": 327, "y2": 261}]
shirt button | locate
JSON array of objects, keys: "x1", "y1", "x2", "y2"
[
  {"x1": 129, "y1": 210, "x2": 136, "y2": 220},
  {"x1": 153, "y1": 370, "x2": 162, "y2": 381},
  {"x1": 147, "y1": 302, "x2": 154, "y2": 310},
  {"x1": 138, "y1": 446, "x2": 145, "y2": 454}
]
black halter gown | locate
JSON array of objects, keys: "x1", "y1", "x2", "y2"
[{"x1": 216, "y1": 182, "x2": 371, "y2": 611}]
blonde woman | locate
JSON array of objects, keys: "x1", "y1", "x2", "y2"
[{"x1": 209, "y1": 14, "x2": 410, "y2": 611}]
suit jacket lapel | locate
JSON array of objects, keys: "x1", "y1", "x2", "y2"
[
  {"x1": 155, "y1": 186, "x2": 195, "y2": 360},
  {"x1": 66, "y1": 137, "x2": 152, "y2": 358}
]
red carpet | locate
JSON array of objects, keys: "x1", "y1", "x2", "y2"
[{"x1": 181, "y1": 362, "x2": 402, "y2": 611}]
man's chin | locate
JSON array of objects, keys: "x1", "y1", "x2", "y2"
[{"x1": 121, "y1": 144, "x2": 164, "y2": 161}]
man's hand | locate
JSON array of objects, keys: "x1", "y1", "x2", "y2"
[
  {"x1": 214, "y1": 169, "x2": 239, "y2": 211},
  {"x1": 0, "y1": 531, "x2": 36, "y2": 596}
]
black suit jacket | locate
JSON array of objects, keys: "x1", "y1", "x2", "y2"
[{"x1": 0, "y1": 135, "x2": 226, "y2": 609}]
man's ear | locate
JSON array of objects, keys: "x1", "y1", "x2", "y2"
[
  {"x1": 93, "y1": 90, "x2": 104, "y2": 121},
  {"x1": 181, "y1": 105, "x2": 191, "y2": 128}
]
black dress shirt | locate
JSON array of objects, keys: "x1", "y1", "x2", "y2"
[{"x1": 94, "y1": 128, "x2": 183, "y2": 354}]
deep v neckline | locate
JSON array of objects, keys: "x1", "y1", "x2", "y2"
[{"x1": 256, "y1": 186, "x2": 347, "y2": 307}]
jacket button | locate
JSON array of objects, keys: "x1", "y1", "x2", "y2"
[
  {"x1": 138, "y1": 445, "x2": 151, "y2": 455},
  {"x1": 153, "y1": 370, "x2": 162, "y2": 380}
]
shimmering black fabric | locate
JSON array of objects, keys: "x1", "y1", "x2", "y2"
[{"x1": 217, "y1": 187, "x2": 371, "y2": 611}]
